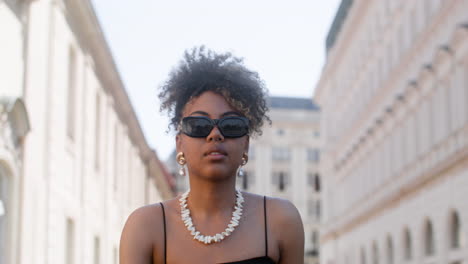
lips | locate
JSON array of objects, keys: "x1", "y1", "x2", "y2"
[{"x1": 204, "y1": 147, "x2": 227, "y2": 157}]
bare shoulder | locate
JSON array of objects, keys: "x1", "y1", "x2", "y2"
[
  {"x1": 241, "y1": 192, "x2": 302, "y2": 225},
  {"x1": 121, "y1": 203, "x2": 162, "y2": 243},
  {"x1": 124, "y1": 203, "x2": 165, "y2": 235},
  {"x1": 132, "y1": 202, "x2": 161, "y2": 219},
  {"x1": 120, "y1": 202, "x2": 167, "y2": 264},
  {"x1": 266, "y1": 197, "x2": 305, "y2": 263},
  {"x1": 266, "y1": 196, "x2": 303, "y2": 225}
]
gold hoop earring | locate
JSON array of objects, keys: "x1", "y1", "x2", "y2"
[
  {"x1": 241, "y1": 153, "x2": 248, "y2": 165},
  {"x1": 237, "y1": 153, "x2": 248, "y2": 177},
  {"x1": 176, "y1": 152, "x2": 186, "y2": 165},
  {"x1": 176, "y1": 152, "x2": 186, "y2": 176}
]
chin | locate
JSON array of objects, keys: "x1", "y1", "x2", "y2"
[{"x1": 201, "y1": 167, "x2": 234, "y2": 182}]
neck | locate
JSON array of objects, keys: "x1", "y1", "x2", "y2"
[{"x1": 185, "y1": 177, "x2": 238, "y2": 216}]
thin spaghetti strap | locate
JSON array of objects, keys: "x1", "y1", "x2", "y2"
[
  {"x1": 264, "y1": 196, "x2": 268, "y2": 257},
  {"x1": 160, "y1": 202, "x2": 167, "y2": 264}
]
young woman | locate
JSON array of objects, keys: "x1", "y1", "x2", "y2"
[{"x1": 120, "y1": 47, "x2": 304, "y2": 264}]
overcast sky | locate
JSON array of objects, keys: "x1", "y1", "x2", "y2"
[{"x1": 91, "y1": 0, "x2": 340, "y2": 161}]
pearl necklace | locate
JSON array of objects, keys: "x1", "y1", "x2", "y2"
[{"x1": 179, "y1": 189, "x2": 244, "y2": 245}]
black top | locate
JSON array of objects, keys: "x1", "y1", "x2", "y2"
[{"x1": 160, "y1": 196, "x2": 275, "y2": 264}]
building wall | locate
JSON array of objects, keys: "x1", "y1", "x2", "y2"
[
  {"x1": 0, "y1": 0, "x2": 24, "y2": 98},
  {"x1": 315, "y1": 0, "x2": 468, "y2": 263},
  {"x1": 0, "y1": 1, "x2": 173, "y2": 264},
  {"x1": 0, "y1": 1, "x2": 30, "y2": 264},
  {"x1": 242, "y1": 104, "x2": 322, "y2": 264},
  {"x1": 0, "y1": 98, "x2": 29, "y2": 264}
]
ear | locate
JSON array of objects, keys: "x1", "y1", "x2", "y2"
[{"x1": 176, "y1": 134, "x2": 183, "y2": 153}]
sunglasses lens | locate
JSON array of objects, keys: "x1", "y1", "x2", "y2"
[
  {"x1": 219, "y1": 117, "x2": 249, "y2": 138},
  {"x1": 182, "y1": 118, "x2": 213, "y2": 137},
  {"x1": 181, "y1": 116, "x2": 249, "y2": 138}
]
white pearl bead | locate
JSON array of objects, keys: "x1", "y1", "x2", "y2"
[{"x1": 180, "y1": 190, "x2": 244, "y2": 245}]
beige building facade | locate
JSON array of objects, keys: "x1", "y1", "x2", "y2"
[
  {"x1": 315, "y1": 1, "x2": 468, "y2": 264},
  {"x1": 0, "y1": 1, "x2": 173, "y2": 264}
]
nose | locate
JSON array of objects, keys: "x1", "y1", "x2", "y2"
[{"x1": 206, "y1": 125, "x2": 224, "y2": 142}]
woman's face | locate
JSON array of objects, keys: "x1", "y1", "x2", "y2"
[{"x1": 176, "y1": 91, "x2": 249, "y2": 181}]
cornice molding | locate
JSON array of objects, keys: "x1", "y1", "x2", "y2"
[
  {"x1": 0, "y1": 97, "x2": 30, "y2": 144},
  {"x1": 322, "y1": 143, "x2": 468, "y2": 244}
]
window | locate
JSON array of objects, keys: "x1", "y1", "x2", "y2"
[
  {"x1": 307, "y1": 173, "x2": 321, "y2": 192},
  {"x1": 396, "y1": 23, "x2": 404, "y2": 62},
  {"x1": 403, "y1": 228, "x2": 412, "y2": 260},
  {"x1": 113, "y1": 247, "x2": 118, "y2": 264},
  {"x1": 308, "y1": 200, "x2": 314, "y2": 216},
  {"x1": 272, "y1": 171, "x2": 289, "y2": 191},
  {"x1": 311, "y1": 231, "x2": 319, "y2": 250},
  {"x1": 316, "y1": 200, "x2": 321, "y2": 220},
  {"x1": 372, "y1": 242, "x2": 379, "y2": 264},
  {"x1": 307, "y1": 148, "x2": 320, "y2": 163},
  {"x1": 279, "y1": 173, "x2": 286, "y2": 191},
  {"x1": 67, "y1": 46, "x2": 77, "y2": 140},
  {"x1": 360, "y1": 247, "x2": 367, "y2": 264},
  {"x1": 0, "y1": 166, "x2": 10, "y2": 264},
  {"x1": 451, "y1": 66, "x2": 466, "y2": 131},
  {"x1": 424, "y1": 219, "x2": 435, "y2": 256},
  {"x1": 386, "y1": 236, "x2": 394, "y2": 264},
  {"x1": 65, "y1": 218, "x2": 75, "y2": 264},
  {"x1": 423, "y1": 0, "x2": 431, "y2": 25},
  {"x1": 449, "y1": 211, "x2": 462, "y2": 250},
  {"x1": 94, "y1": 236, "x2": 100, "y2": 264},
  {"x1": 272, "y1": 147, "x2": 290, "y2": 161},
  {"x1": 113, "y1": 124, "x2": 119, "y2": 192},
  {"x1": 127, "y1": 150, "x2": 133, "y2": 205},
  {"x1": 314, "y1": 130, "x2": 320, "y2": 138},
  {"x1": 94, "y1": 93, "x2": 101, "y2": 170},
  {"x1": 242, "y1": 170, "x2": 249, "y2": 190},
  {"x1": 409, "y1": 7, "x2": 417, "y2": 42},
  {"x1": 314, "y1": 174, "x2": 321, "y2": 192}
]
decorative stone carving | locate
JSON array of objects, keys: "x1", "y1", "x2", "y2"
[{"x1": 0, "y1": 97, "x2": 30, "y2": 162}]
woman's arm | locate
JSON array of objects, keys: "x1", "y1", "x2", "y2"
[
  {"x1": 120, "y1": 206, "x2": 159, "y2": 264},
  {"x1": 271, "y1": 198, "x2": 305, "y2": 264}
]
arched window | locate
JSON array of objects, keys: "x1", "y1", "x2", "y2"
[
  {"x1": 386, "y1": 236, "x2": 394, "y2": 264},
  {"x1": 360, "y1": 247, "x2": 367, "y2": 264},
  {"x1": 449, "y1": 211, "x2": 462, "y2": 250},
  {"x1": 424, "y1": 219, "x2": 435, "y2": 256},
  {"x1": 403, "y1": 227, "x2": 412, "y2": 260},
  {"x1": 0, "y1": 164, "x2": 11, "y2": 264},
  {"x1": 372, "y1": 241, "x2": 379, "y2": 264}
]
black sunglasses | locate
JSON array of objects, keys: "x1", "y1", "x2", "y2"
[{"x1": 181, "y1": 116, "x2": 249, "y2": 138}]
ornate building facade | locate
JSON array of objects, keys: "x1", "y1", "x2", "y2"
[
  {"x1": 315, "y1": 0, "x2": 468, "y2": 264},
  {"x1": 0, "y1": 1, "x2": 174, "y2": 264}
]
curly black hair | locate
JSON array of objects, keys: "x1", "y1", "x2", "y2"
[{"x1": 158, "y1": 46, "x2": 270, "y2": 136}]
